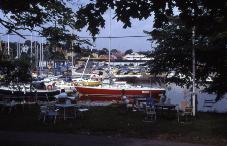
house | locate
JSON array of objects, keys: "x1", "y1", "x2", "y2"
[{"x1": 98, "y1": 55, "x2": 117, "y2": 61}]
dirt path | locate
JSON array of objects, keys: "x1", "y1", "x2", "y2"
[{"x1": 0, "y1": 131, "x2": 214, "y2": 146}]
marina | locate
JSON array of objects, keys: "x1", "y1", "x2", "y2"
[{"x1": 0, "y1": 1, "x2": 227, "y2": 146}]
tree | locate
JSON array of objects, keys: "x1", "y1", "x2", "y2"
[
  {"x1": 147, "y1": 16, "x2": 227, "y2": 100},
  {"x1": 0, "y1": 0, "x2": 94, "y2": 48},
  {"x1": 81, "y1": 48, "x2": 91, "y2": 57},
  {"x1": 0, "y1": 1, "x2": 97, "y2": 84},
  {"x1": 111, "y1": 49, "x2": 118, "y2": 54},
  {"x1": 138, "y1": 51, "x2": 150, "y2": 56},
  {"x1": 0, "y1": 1, "x2": 68, "y2": 32},
  {"x1": 75, "y1": 0, "x2": 227, "y2": 36},
  {"x1": 75, "y1": 0, "x2": 227, "y2": 98},
  {"x1": 98, "y1": 48, "x2": 109, "y2": 55},
  {"x1": 0, "y1": 53, "x2": 31, "y2": 84},
  {"x1": 125, "y1": 49, "x2": 133, "y2": 55}
]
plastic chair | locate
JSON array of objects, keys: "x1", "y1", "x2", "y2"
[
  {"x1": 144, "y1": 105, "x2": 156, "y2": 122},
  {"x1": 57, "y1": 98, "x2": 67, "y2": 104},
  {"x1": 39, "y1": 105, "x2": 59, "y2": 124},
  {"x1": 76, "y1": 107, "x2": 88, "y2": 119},
  {"x1": 2, "y1": 100, "x2": 17, "y2": 113},
  {"x1": 65, "y1": 99, "x2": 71, "y2": 105},
  {"x1": 177, "y1": 100, "x2": 193, "y2": 123}
]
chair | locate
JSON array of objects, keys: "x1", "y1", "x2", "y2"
[
  {"x1": 144, "y1": 105, "x2": 156, "y2": 122},
  {"x1": 77, "y1": 107, "x2": 89, "y2": 119},
  {"x1": 65, "y1": 99, "x2": 77, "y2": 119},
  {"x1": 39, "y1": 105, "x2": 59, "y2": 124},
  {"x1": 177, "y1": 100, "x2": 193, "y2": 123},
  {"x1": 57, "y1": 98, "x2": 67, "y2": 104},
  {"x1": 203, "y1": 99, "x2": 215, "y2": 108},
  {"x1": 1, "y1": 100, "x2": 17, "y2": 113},
  {"x1": 65, "y1": 99, "x2": 71, "y2": 105},
  {"x1": 37, "y1": 94, "x2": 50, "y2": 106}
]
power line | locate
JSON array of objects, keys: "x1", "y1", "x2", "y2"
[
  {"x1": 0, "y1": 32, "x2": 43, "y2": 38},
  {"x1": 80, "y1": 35, "x2": 149, "y2": 39},
  {"x1": 0, "y1": 32, "x2": 150, "y2": 39}
]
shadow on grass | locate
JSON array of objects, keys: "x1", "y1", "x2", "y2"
[{"x1": 0, "y1": 104, "x2": 227, "y2": 145}]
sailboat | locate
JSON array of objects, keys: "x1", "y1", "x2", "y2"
[
  {"x1": 76, "y1": 83, "x2": 165, "y2": 101},
  {"x1": 75, "y1": 9, "x2": 165, "y2": 102}
]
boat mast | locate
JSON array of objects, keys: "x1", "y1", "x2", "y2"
[
  {"x1": 0, "y1": 35, "x2": 2, "y2": 51},
  {"x1": 81, "y1": 40, "x2": 94, "y2": 79},
  {"x1": 39, "y1": 37, "x2": 43, "y2": 75},
  {"x1": 34, "y1": 32, "x2": 37, "y2": 70},
  {"x1": 7, "y1": 34, "x2": 10, "y2": 55},
  {"x1": 71, "y1": 39, "x2": 74, "y2": 68},
  {"x1": 108, "y1": 8, "x2": 112, "y2": 85},
  {"x1": 18, "y1": 32, "x2": 21, "y2": 58},
  {"x1": 39, "y1": 37, "x2": 41, "y2": 75},
  {"x1": 71, "y1": 30, "x2": 74, "y2": 68},
  {"x1": 41, "y1": 37, "x2": 44, "y2": 73},
  {"x1": 30, "y1": 32, "x2": 33, "y2": 63},
  {"x1": 16, "y1": 39, "x2": 19, "y2": 59}
]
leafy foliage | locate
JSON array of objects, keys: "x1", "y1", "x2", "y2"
[
  {"x1": 125, "y1": 49, "x2": 133, "y2": 55},
  {"x1": 0, "y1": 0, "x2": 227, "y2": 97},
  {"x1": 0, "y1": 1, "x2": 72, "y2": 34},
  {"x1": 148, "y1": 16, "x2": 227, "y2": 100},
  {"x1": 0, "y1": 53, "x2": 31, "y2": 84},
  {"x1": 0, "y1": 0, "x2": 93, "y2": 47},
  {"x1": 98, "y1": 48, "x2": 109, "y2": 55},
  {"x1": 75, "y1": 0, "x2": 227, "y2": 98}
]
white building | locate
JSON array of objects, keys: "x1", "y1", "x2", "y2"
[{"x1": 123, "y1": 52, "x2": 152, "y2": 61}]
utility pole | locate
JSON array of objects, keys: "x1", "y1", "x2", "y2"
[
  {"x1": 192, "y1": 3, "x2": 197, "y2": 117},
  {"x1": 0, "y1": 35, "x2": 2, "y2": 51},
  {"x1": 192, "y1": 26, "x2": 196, "y2": 117}
]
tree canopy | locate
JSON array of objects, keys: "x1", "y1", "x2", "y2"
[
  {"x1": 98, "y1": 48, "x2": 109, "y2": 55},
  {"x1": 0, "y1": 0, "x2": 227, "y2": 98},
  {"x1": 124, "y1": 49, "x2": 133, "y2": 55},
  {"x1": 0, "y1": 0, "x2": 86, "y2": 84},
  {"x1": 75, "y1": 0, "x2": 227, "y2": 99},
  {"x1": 0, "y1": 0, "x2": 91, "y2": 47}
]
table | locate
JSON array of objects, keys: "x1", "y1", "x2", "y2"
[
  {"x1": 3, "y1": 96, "x2": 25, "y2": 102},
  {"x1": 54, "y1": 95, "x2": 76, "y2": 100},
  {"x1": 155, "y1": 103, "x2": 176, "y2": 110},
  {"x1": 55, "y1": 104, "x2": 78, "y2": 120},
  {"x1": 154, "y1": 103, "x2": 176, "y2": 117},
  {"x1": 2, "y1": 96, "x2": 26, "y2": 111}
]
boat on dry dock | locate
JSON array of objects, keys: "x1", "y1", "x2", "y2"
[
  {"x1": 76, "y1": 81, "x2": 165, "y2": 101},
  {"x1": 0, "y1": 84, "x2": 60, "y2": 97}
]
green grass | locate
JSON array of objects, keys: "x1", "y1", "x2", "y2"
[
  {"x1": 1, "y1": 141, "x2": 64, "y2": 146},
  {"x1": 0, "y1": 104, "x2": 227, "y2": 145}
]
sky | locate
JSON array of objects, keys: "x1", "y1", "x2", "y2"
[
  {"x1": 74, "y1": 0, "x2": 155, "y2": 52},
  {"x1": 0, "y1": 4, "x2": 155, "y2": 52},
  {"x1": 77, "y1": 12, "x2": 154, "y2": 52}
]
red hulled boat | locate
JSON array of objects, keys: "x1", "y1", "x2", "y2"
[{"x1": 75, "y1": 84, "x2": 165, "y2": 101}]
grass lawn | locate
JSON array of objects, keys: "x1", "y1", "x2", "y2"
[{"x1": 0, "y1": 104, "x2": 227, "y2": 145}]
